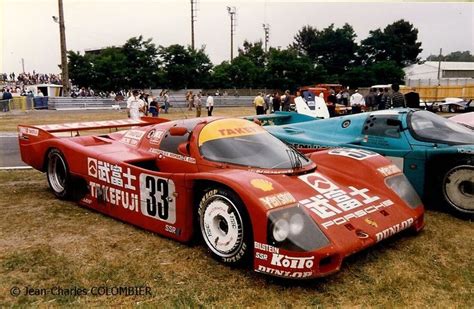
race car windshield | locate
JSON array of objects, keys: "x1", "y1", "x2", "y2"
[
  {"x1": 199, "y1": 119, "x2": 312, "y2": 169},
  {"x1": 409, "y1": 111, "x2": 474, "y2": 145}
]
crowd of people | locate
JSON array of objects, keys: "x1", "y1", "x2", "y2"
[
  {"x1": 252, "y1": 85, "x2": 407, "y2": 117},
  {"x1": 1, "y1": 72, "x2": 61, "y2": 87}
]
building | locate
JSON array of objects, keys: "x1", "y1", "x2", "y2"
[{"x1": 404, "y1": 61, "x2": 474, "y2": 86}]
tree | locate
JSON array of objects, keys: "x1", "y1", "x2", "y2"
[
  {"x1": 360, "y1": 19, "x2": 422, "y2": 66},
  {"x1": 341, "y1": 60, "x2": 404, "y2": 88},
  {"x1": 292, "y1": 24, "x2": 357, "y2": 77},
  {"x1": 265, "y1": 48, "x2": 328, "y2": 91},
  {"x1": 68, "y1": 36, "x2": 160, "y2": 91},
  {"x1": 238, "y1": 40, "x2": 267, "y2": 67},
  {"x1": 122, "y1": 36, "x2": 160, "y2": 89},
  {"x1": 67, "y1": 51, "x2": 94, "y2": 88},
  {"x1": 427, "y1": 50, "x2": 474, "y2": 62},
  {"x1": 159, "y1": 44, "x2": 212, "y2": 89}
]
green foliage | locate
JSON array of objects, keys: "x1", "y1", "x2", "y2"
[
  {"x1": 159, "y1": 45, "x2": 212, "y2": 89},
  {"x1": 292, "y1": 24, "x2": 358, "y2": 76},
  {"x1": 360, "y1": 19, "x2": 422, "y2": 66},
  {"x1": 427, "y1": 50, "x2": 474, "y2": 62},
  {"x1": 341, "y1": 61, "x2": 404, "y2": 88},
  {"x1": 68, "y1": 19, "x2": 424, "y2": 91}
]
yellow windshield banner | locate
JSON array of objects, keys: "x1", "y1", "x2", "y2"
[{"x1": 198, "y1": 119, "x2": 266, "y2": 146}]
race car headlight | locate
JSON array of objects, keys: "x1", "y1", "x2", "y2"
[
  {"x1": 267, "y1": 206, "x2": 329, "y2": 252},
  {"x1": 289, "y1": 213, "x2": 304, "y2": 235},
  {"x1": 385, "y1": 174, "x2": 422, "y2": 209},
  {"x1": 273, "y1": 219, "x2": 290, "y2": 242}
]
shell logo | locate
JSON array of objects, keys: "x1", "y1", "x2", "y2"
[
  {"x1": 364, "y1": 218, "x2": 378, "y2": 228},
  {"x1": 250, "y1": 179, "x2": 274, "y2": 192}
]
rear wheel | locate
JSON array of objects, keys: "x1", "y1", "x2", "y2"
[
  {"x1": 442, "y1": 164, "x2": 473, "y2": 216},
  {"x1": 46, "y1": 149, "x2": 74, "y2": 199},
  {"x1": 198, "y1": 187, "x2": 252, "y2": 266}
]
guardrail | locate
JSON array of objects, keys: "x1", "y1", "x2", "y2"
[{"x1": 1, "y1": 95, "x2": 256, "y2": 112}]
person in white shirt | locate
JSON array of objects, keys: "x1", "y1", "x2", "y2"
[
  {"x1": 127, "y1": 90, "x2": 145, "y2": 120},
  {"x1": 350, "y1": 89, "x2": 365, "y2": 114},
  {"x1": 206, "y1": 93, "x2": 214, "y2": 116}
]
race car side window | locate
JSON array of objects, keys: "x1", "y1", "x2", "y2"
[
  {"x1": 159, "y1": 131, "x2": 190, "y2": 154},
  {"x1": 362, "y1": 114, "x2": 401, "y2": 138}
]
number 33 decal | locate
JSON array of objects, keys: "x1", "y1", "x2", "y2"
[{"x1": 140, "y1": 173, "x2": 176, "y2": 223}]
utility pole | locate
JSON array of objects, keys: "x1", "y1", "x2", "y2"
[
  {"x1": 21, "y1": 58, "x2": 25, "y2": 73},
  {"x1": 437, "y1": 48, "x2": 442, "y2": 82},
  {"x1": 227, "y1": 6, "x2": 236, "y2": 61},
  {"x1": 57, "y1": 0, "x2": 69, "y2": 96},
  {"x1": 262, "y1": 23, "x2": 270, "y2": 52},
  {"x1": 190, "y1": 0, "x2": 197, "y2": 49}
]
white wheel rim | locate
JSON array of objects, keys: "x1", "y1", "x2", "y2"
[
  {"x1": 201, "y1": 195, "x2": 243, "y2": 257},
  {"x1": 48, "y1": 153, "x2": 67, "y2": 193},
  {"x1": 444, "y1": 165, "x2": 474, "y2": 212}
]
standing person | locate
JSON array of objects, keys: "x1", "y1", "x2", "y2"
[
  {"x1": 350, "y1": 89, "x2": 365, "y2": 114},
  {"x1": 264, "y1": 93, "x2": 273, "y2": 114},
  {"x1": 127, "y1": 90, "x2": 145, "y2": 120},
  {"x1": 390, "y1": 84, "x2": 406, "y2": 108},
  {"x1": 2, "y1": 88, "x2": 12, "y2": 112},
  {"x1": 253, "y1": 92, "x2": 265, "y2": 115},
  {"x1": 272, "y1": 92, "x2": 281, "y2": 112},
  {"x1": 186, "y1": 90, "x2": 193, "y2": 111},
  {"x1": 194, "y1": 93, "x2": 202, "y2": 117},
  {"x1": 375, "y1": 88, "x2": 382, "y2": 111},
  {"x1": 281, "y1": 90, "x2": 291, "y2": 111},
  {"x1": 365, "y1": 88, "x2": 376, "y2": 111},
  {"x1": 206, "y1": 93, "x2": 214, "y2": 116},
  {"x1": 148, "y1": 96, "x2": 159, "y2": 117},
  {"x1": 341, "y1": 88, "x2": 350, "y2": 106},
  {"x1": 380, "y1": 88, "x2": 390, "y2": 110},
  {"x1": 163, "y1": 90, "x2": 170, "y2": 113}
]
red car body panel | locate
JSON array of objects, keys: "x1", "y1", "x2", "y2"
[{"x1": 18, "y1": 117, "x2": 424, "y2": 279}]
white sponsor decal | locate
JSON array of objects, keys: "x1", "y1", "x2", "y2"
[
  {"x1": 148, "y1": 130, "x2": 165, "y2": 145},
  {"x1": 376, "y1": 218, "x2": 414, "y2": 242},
  {"x1": 377, "y1": 164, "x2": 402, "y2": 177},
  {"x1": 259, "y1": 192, "x2": 296, "y2": 209},
  {"x1": 256, "y1": 265, "x2": 312, "y2": 278},
  {"x1": 254, "y1": 242, "x2": 280, "y2": 254},
  {"x1": 328, "y1": 148, "x2": 379, "y2": 160},
  {"x1": 87, "y1": 157, "x2": 137, "y2": 190},
  {"x1": 149, "y1": 148, "x2": 196, "y2": 164},
  {"x1": 139, "y1": 173, "x2": 176, "y2": 224},
  {"x1": 19, "y1": 127, "x2": 39, "y2": 136},
  {"x1": 271, "y1": 254, "x2": 314, "y2": 270},
  {"x1": 299, "y1": 172, "x2": 393, "y2": 229},
  {"x1": 89, "y1": 181, "x2": 139, "y2": 211},
  {"x1": 121, "y1": 129, "x2": 145, "y2": 146}
]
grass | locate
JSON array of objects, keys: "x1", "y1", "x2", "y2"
[{"x1": 0, "y1": 108, "x2": 473, "y2": 306}]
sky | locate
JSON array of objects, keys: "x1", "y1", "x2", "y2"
[{"x1": 1, "y1": 0, "x2": 473, "y2": 74}]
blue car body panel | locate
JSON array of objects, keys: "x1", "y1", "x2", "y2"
[{"x1": 261, "y1": 109, "x2": 474, "y2": 200}]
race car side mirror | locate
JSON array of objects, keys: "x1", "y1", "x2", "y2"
[{"x1": 169, "y1": 127, "x2": 188, "y2": 136}]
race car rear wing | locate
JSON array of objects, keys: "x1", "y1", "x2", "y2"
[{"x1": 18, "y1": 117, "x2": 169, "y2": 138}]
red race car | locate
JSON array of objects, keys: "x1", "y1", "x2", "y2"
[{"x1": 18, "y1": 117, "x2": 424, "y2": 279}]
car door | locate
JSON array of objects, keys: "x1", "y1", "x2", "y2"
[{"x1": 356, "y1": 113, "x2": 413, "y2": 170}]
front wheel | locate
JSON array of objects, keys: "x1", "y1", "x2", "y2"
[
  {"x1": 442, "y1": 164, "x2": 474, "y2": 216},
  {"x1": 198, "y1": 187, "x2": 253, "y2": 266}
]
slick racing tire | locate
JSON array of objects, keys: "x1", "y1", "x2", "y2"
[
  {"x1": 46, "y1": 149, "x2": 74, "y2": 200},
  {"x1": 198, "y1": 187, "x2": 253, "y2": 266},
  {"x1": 442, "y1": 163, "x2": 473, "y2": 217}
]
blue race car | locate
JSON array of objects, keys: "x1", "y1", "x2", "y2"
[{"x1": 255, "y1": 109, "x2": 474, "y2": 217}]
